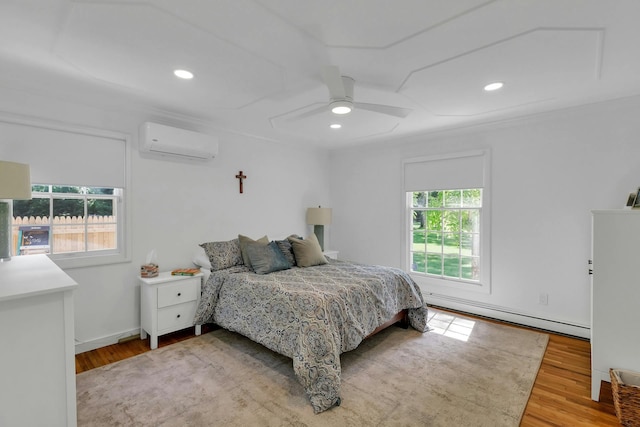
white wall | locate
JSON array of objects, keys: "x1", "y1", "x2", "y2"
[
  {"x1": 328, "y1": 96, "x2": 640, "y2": 337},
  {"x1": 0, "y1": 86, "x2": 331, "y2": 352},
  {"x1": 4, "y1": 80, "x2": 640, "y2": 345}
]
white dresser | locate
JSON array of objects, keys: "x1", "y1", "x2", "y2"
[
  {"x1": 0, "y1": 255, "x2": 78, "y2": 427},
  {"x1": 591, "y1": 210, "x2": 640, "y2": 400},
  {"x1": 140, "y1": 272, "x2": 203, "y2": 349}
]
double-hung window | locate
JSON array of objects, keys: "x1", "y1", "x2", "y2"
[
  {"x1": 0, "y1": 115, "x2": 129, "y2": 268},
  {"x1": 410, "y1": 189, "x2": 482, "y2": 281},
  {"x1": 12, "y1": 185, "x2": 121, "y2": 256},
  {"x1": 403, "y1": 150, "x2": 490, "y2": 293}
]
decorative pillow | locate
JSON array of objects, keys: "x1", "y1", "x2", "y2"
[
  {"x1": 287, "y1": 233, "x2": 327, "y2": 267},
  {"x1": 275, "y1": 237, "x2": 297, "y2": 266},
  {"x1": 199, "y1": 239, "x2": 243, "y2": 271},
  {"x1": 238, "y1": 234, "x2": 269, "y2": 270},
  {"x1": 245, "y1": 241, "x2": 291, "y2": 274}
]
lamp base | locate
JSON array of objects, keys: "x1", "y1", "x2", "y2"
[
  {"x1": 313, "y1": 224, "x2": 325, "y2": 251},
  {"x1": 0, "y1": 201, "x2": 12, "y2": 261}
]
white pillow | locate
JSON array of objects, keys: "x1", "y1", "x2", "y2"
[
  {"x1": 200, "y1": 267, "x2": 211, "y2": 284},
  {"x1": 192, "y1": 246, "x2": 212, "y2": 269}
]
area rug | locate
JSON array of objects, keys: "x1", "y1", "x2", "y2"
[{"x1": 76, "y1": 310, "x2": 548, "y2": 426}]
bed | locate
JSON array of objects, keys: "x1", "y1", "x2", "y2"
[{"x1": 192, "y1": 234, "x2": 429, "y2": 413}]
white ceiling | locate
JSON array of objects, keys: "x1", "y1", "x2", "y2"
[{"x1": 2, "y1": 0, "x2": 640, "y2": 148}]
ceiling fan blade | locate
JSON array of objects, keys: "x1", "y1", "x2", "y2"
[
  {"x1": 287, "y1": 104, "x2": 328, "y2": 121},
  {"x1": 355, "y1": 102, "x2": 412, "y2": 118},
  {"x1": 322, "y1": 66, "x2": 346, "y2": 100}
]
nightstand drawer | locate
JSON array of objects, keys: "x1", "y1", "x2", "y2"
[
  {"x1": 157, "y1": 280, "x2": 198, "y2": 308},
  {"x1": 157, "y1": 302, "x2": 197, "y2": 331}
]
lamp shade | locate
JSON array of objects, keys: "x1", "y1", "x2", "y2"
[
  {"x1": 0, "y1": 161, "x2": 31, "y2": 199},
  {"x1": 306, "y1": 207, "x2": 332, "y2": 225}
]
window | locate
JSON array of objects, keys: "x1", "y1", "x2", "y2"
[
  {"x1": 12, "y1": 185, "x2": 121, "y2": 257},
  {"x1": 0, "y1": 114, "x2": 130, "y2": 268},
  {"x1": 403, "y1": 150, "x2": 490, "y2": 292},
  {"x1": 409, "y1": 189, "x2": 482, "y2": 281}
]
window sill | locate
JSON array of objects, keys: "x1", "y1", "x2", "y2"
[
  {"x1": 410, "y1": 273, "x2": 490, "y2": 294},
  {"x1": 46, "y1": 252, "x2": 131, "y2": 270}
]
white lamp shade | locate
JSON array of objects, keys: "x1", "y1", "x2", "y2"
[
  {"x1": 306, "y1": 207, "x2": 332, "y2": 225},
  {"x1": 0, "y1": 161, "x2": 32, "y2": 199}
]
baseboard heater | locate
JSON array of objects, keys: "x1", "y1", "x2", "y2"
[{"x1": 426, "y1": 293, "x2": 590, "y2": 339}]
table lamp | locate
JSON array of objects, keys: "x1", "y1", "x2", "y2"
[
  {"x1": 0, "y1": 161, "x2": 32, "y2": 261},
  {"x1": 306, "y1": 206, "x2": 332, "y2": 251}
]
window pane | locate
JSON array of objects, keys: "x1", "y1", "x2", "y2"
[
  {"x1": 461, "y1": 256, "x2": 479, "y2": 280},
  {"x1": 53, "y1": 198, "x2": 84, "y2": 217},
  {"x1": 463, "y1": 189, "x2": 482, "y2": 207},
  {"x1": 12, "y1": 222, "x2": 51, "y2": 256},
  {"x1": 413, "y1": 210, "x2": 426, "y2": 229},
  {"x1": 412, "y1": 230, "x2": 426, "y2": 252},
  {"x1": 426, "y1": 253, "x2": 442, "y2": 275},
  {"x1": 53, "y1": 198, "x2": 85, "y2": 254},
  {"x1": 88, "y1": 217, "x2": 116, "y2": 251},
  {"x1": 13, "y1": 198, "x2": 50, "y2": 218},
  {"x1": 53, "y1": 221, "x2": 86, "y2": 253},
  {"x1": 411, "y1": 252, "x2": 426, "y2": 273},
  {"x1": 87, "y1": 187, "x2": 114, "y2": 195},
  {"x1": 53, "y1": 186, "x2": 82, "y2": 194},
  {"x1": 427, "y1": 191, "x2": 443, "y2": 208},
  {"x1": 443, "y1": 255, "x2": 460, "y2": 278},
  {"x1": 412, "y1": 192, "x2": 426, "y2": 208},
  {"x1": 460, "y1": 233, "x2": 473, "y2": 255},
  {"x1": 443, "y1": 233, "x2": 460, "y2": 253},
  {"x1": 88, "y1": 199, "x2": 114, "y2": 216},
  {"x1": 442, "y1": 210, "x2": 460, "y2": 232},
  {"x1": 426, "y1": 210, "x2": 442, "y2": 231},
  {"x1": 426, "y1": 232, "x2": 442, "y2": 252},
  {"x1": 461, "y1": 210, "x2": 479, "y2": 233},
  {"x1": 444, "y1": 190, "x2": 461, "y2": 207}
]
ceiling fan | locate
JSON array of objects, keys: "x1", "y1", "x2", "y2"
[{"x1": 290, "y1": 66, "x2": 412, "y2": 120}]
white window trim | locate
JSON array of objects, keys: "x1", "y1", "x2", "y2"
[
  {"x1": 402, "y1": 149, "x2": 491, "y2": 294},
  {"x1": 1, "y1": 112, "x2": 132, "y2": 269}
]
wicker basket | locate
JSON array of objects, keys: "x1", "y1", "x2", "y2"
[{"x1": 611, "y1": 368, "x2": 640, "y2": 426}]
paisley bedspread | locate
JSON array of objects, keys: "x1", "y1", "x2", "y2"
[{"x1": 193, "y1": 258, "x2": 429, "y2": 413}]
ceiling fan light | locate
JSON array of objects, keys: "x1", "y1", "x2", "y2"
[{"x1": 330, "y1": 100, "x2": 353, "y2": 115}]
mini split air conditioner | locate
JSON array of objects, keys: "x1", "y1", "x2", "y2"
[{"x1": 139, "y1": 122, "x2": 218, "y2": 160}]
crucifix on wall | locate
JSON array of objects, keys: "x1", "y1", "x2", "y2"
[{"x1": 235, "y1": 170, "x2": 247, "y2": 194}]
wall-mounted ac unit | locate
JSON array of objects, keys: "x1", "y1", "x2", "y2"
[{"x1": 139, "y1": 122, "x2": 218, "y2": 160}]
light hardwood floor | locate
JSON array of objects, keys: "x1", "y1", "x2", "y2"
[{"x1": 75, "y1": 315, "x2": 619, "y2": 426}]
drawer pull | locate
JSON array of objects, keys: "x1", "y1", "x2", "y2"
[
  {"x1": 176, "y1": 314, "x2": 181, "y2": 318},
  {"x1": 177, "y1": 292, "x2": 182, "y2": 297}
]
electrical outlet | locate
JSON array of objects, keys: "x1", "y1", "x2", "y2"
[{"x1": 539, "y1": 292, "x2": 549, "y2": 305}]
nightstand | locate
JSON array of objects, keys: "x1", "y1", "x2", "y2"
[
  {"x1": 323, "y1": 250, "x2": 339, "y2": 259},
  {"x1": 140, "y1": 271, "x2": 203, "y2": 349}
]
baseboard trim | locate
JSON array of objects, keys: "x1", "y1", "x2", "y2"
[
  {"x1": 75, "y1": 328, "x2": 141, "y2": 354},
  {"x1": 426, "y1": 293, "x2": 590, "y2": 339}
]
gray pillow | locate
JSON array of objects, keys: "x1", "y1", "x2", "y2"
[
  {"x1": 275, "y1": 238, "x2": 296, "y2": 266},
  {"x1": 245, "y1": 241, "x2": 291, "y2": 274},
  {"x1": 199, "y1": 239, "x2": 243, "y2": 271},
  {"x1": 238, "y1": 234, "x2": 269, "y2": 270},
  {"x1": 287, "y1": 233, "x2": 327, "y2": 267}
]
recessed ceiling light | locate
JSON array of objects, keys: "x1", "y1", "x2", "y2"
[
  {"x1": 330, "y1": 123, "x2": 342, "y2": 129},
  {"x1": 484, "y1": 82, "x2": 503, "y2": 91},
  {"x1": 174, "y1": 69, "x2": 194, "y2": 79}
]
